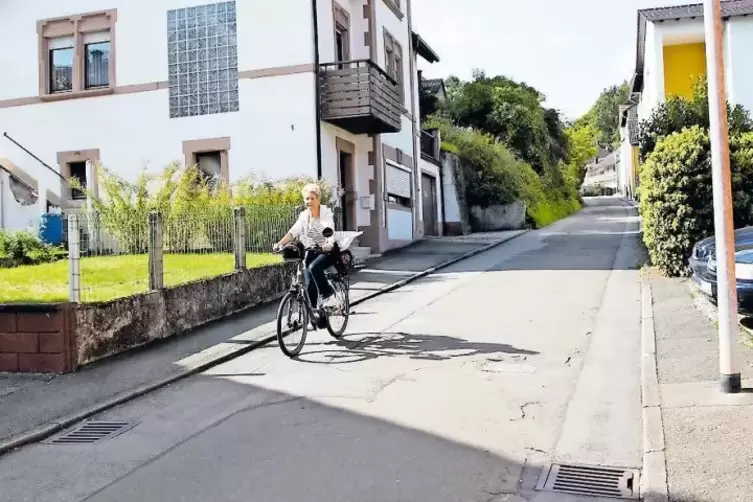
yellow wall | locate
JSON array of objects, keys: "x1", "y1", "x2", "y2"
[{"x1": 663, "y1": 43, "x2": 706, "y2": 98}]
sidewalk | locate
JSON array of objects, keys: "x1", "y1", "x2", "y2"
[
  {"x1": 647, "y1": 270, "x2": 753, "y2": 502},
  {"x1": 0, "y1": 230, "x2": 525, "y2": 453}
]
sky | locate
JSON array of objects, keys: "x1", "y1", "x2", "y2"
[{"x1": 411, "y1": 0, "x2": 690, "y2": 121}]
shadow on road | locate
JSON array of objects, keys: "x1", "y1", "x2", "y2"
[
  {"x1": 293, "y1": 331, "x2": 539, "y2": 365},
  {"x1": 2, "y1": 366, "x2": 712, "y2": 502}
]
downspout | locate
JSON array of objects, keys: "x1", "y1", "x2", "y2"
[
  {"x1": 406, "y1": 0, "x2": 421, "y2": 237},
  {"x1": 311, "y1": 0, "x2": 323, "y2": 179}
]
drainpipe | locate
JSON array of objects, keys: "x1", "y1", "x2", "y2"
[
  {"x1": 406, "y1": 0, "x2": 421, "y2": 237},
  {"x1": 311, "y1": 0, "x2": 323, "y2": 179}
]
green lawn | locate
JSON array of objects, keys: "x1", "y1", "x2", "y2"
[{"x1": 0, "y1": 253, "x2": 281, "y2": 304}]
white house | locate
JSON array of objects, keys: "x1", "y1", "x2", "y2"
[
  {"x1": 0, "y1": 0, "x2": 441, "y2": 253},
  {"x1": 621, "y1": 0, "x2": 753, "y2": 198}
]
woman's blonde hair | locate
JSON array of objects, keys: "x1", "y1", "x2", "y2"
[{"x1": 301, "y1": 183, "x2": 321, "y2": 199}]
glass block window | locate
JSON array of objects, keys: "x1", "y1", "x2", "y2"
[{"x1": 167, "y1": 1, "x2": 239, "y2": 118}]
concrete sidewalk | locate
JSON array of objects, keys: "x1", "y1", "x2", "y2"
[
  {"x1": 646, "y1": 271, "x2": 753, "y2": 502},
  {"x1": 0, "y1": 230, "x2": 525, "y2": 453}
]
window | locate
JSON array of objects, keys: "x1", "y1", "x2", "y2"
[
  {"x1": 333, "y1": 2, "x2": 350, "y2": 68},
  {"x1": 386, "y1": 163, "x2": 411, "y2": 208},
  {"x1": 48, "y1": 38, "x2": 74, "y2": 93},
  {"x1": 68, "y1": 162, "x2": 87, "y2": 200},
  {"x1": 384, "y1": 30, "x2": 404, "y2": 105},
  {"x1": 183, "y1": 137, "x2": 231, "y2": 183},
  {"x1": 57, "y1": 149, "x2": 100, "y2": 208},
  {"x1": 84, "y1": 33, "x2": 111, "y2": 89},
  {"x1": 38, "y1": 10, "x2": 117, "y2": 100},
  {"x1": 382, "y1": 0, "x2": 404, "y2": 19}
]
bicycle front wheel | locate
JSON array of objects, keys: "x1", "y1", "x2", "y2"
[
  {"x1": 326, "y1": 277, "x2": 350, "y2": 339},
  {"x1": 277, "y1": 292, "x2": 308, "y2": 357}
]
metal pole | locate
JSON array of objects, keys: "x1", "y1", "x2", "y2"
[{"x1": 704, "y1": 0, "x2": 741, "y2": 393}]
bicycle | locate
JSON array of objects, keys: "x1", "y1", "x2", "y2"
[{"x1": 273, "y1": 228, "x2": 354, "y2": 358}]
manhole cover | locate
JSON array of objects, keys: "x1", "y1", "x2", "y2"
[
  {"x1": 535, "y1": 462, "x2": 640, "y2": 499},
  {"x1": 45, "y1": 420, "x2": 137, "y2": 445}
]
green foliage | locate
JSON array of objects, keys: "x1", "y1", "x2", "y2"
[
  {"x1": 72, "y1": 164, "x2": 330, "y2": 254},
  {"x1": 440, "y1": 70, "x2": 568, "y2": 173},
  {"x1": 0, "y1": 230, "x2": 65, "y2": 267},
  {"x1": 639, "y1": 126, "x2": 753, "y2": 276},
  {"x1": 564, "y1": 124, "x2": 598, "y2": 183},
  {"x1": 429, "y1": 117, "x2": 582, "y2": 228},
  {"x1": 575, "y1": 82, "x2": 631, "y2": 146},
  {"x1": 638, "y1": 76, "x2": 753, "y2": 162}
]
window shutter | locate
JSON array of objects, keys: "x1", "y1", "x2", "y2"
[{"x1": 386, "y1": 164, "x2": 411, "y2": 199}]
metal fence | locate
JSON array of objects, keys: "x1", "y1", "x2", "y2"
[{"x1": 65, "y1": 204, "x2": 315, "y2": 303}]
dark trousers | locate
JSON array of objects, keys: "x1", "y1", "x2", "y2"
[{"x1": 304, "y1": 251, "x2": 334, "y2": 307}]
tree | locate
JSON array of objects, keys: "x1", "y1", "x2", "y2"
[
  {"x1": 441, "y1": 70, "x2": 569, "y2": 173},
  {"x1": 564, "y1": 124, "x2": 598, "y2": 182},
  {"x1": 576, "y1": 82, "x2": 631, "y2": 146}
]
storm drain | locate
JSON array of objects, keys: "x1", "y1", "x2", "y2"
[
  {"x1": 45, "y1": 420, "x2": 137, "y2": 445},
  {"x1": 535, "y1": 463, "x2": 640, "y2": 499}
]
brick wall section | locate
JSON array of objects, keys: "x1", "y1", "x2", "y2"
[{"x1": 0, "y1": 304, "x2": 76, "y2": 373}]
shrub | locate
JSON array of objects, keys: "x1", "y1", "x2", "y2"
[
  {"x1": 429, "y1": 117, "x2": 582, "y2": 228},
  {"x1": 639, "y1": 126, "x2": 753, "y2": 276},
  {"x1": 0, "y1": 230, "x2": 65, "y2": 266}
]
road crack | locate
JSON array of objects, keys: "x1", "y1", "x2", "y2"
[{"x1": 511, "y1": 401, "x2": 540, "y2": 421}]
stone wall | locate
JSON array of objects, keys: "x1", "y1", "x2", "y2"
[
  {"x1": 469, "y1": 201, "x2": 527, "y2": 232},
  {"x1": 74, "y1": 262, "x2": 295, "y2": 367},
  {"x1": 0, "y1": 304, "x2": 76, "y2": 373},
  {"x1": 0, "y1": 262, "x2": 295, "y2": 373}
]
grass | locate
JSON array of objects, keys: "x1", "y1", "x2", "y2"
[{"x1": 0, "y1": 252, "x2": 281, "y2": 304}]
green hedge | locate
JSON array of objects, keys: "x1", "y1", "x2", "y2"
[
  {"x1": 639, "y1": 126, "x2": 753, "y2": 276},
  {"x1": 431, "y1": 119, "x2": 581, "y2": 228}
]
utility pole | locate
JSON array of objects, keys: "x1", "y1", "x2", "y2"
[{"x1": 704, "y1": 0, "x2": 741, "y2": 393}]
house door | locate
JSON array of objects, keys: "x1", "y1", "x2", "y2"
[
  {"x1": 421, "y1": 173, "x2": 438, "y2": 236},
  {"x1": 338, "y1": 149, "x2": 356, "y2": 231}
]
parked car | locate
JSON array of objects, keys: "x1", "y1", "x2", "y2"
[
  {"x1": 697, "y1": 248, "x2": 753, "y2": 316},
  {"x1": 690, "y1": 226, "x2": 753, "y2": 284}
]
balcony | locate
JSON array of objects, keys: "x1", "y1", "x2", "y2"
[
  {"x1": 420, "y1": 129, "x2": 440, "y2": 163},
  {"x1": 319, "y1": 60, "x2": 402, "y2": 135}
]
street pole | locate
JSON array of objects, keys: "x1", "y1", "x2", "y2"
[{"x1": 704, "y1": 0, "x2": 741, "y2": 393}]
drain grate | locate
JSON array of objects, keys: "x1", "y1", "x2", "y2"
[
  {"x1": 46, "y1": 420, "x2": 137, "y2": 445},
  {"x1": 535, "y1": 462, "x2": 640, "y2": 499}
]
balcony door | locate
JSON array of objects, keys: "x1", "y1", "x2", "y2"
[
  {"x1": 336, "y1": 137, "x2": 357, "y2": 231},
  {"x1": 333, "y1": 2, "x2": 350, "y2": 69}
]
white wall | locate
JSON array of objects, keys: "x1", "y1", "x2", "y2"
[
  {"x1": 619, "y1": 135, "x2": 632, "y2": 195},
  {"x1": 0, "y1": 173, "x2": 40, "y2": 231},
  {"x1": 387, "y1": 208, "x2": 412, "y2": 240},
  {"x1": 321, "y1": 123, "x2": 373, "y2": 228},
  {"x1": 0, "y1": 0, "x2": 321, "y2": 198},
  {"x1": 725, "y1": 17, "x2": 753, "y2": 113}
]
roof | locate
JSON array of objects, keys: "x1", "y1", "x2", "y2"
[
  {"x1": 420, "y1": 78, "x2": 445, "y2": 97},
  {"x1": 412, "y1": 31, "x2": 440, "y2": 63},
  {"x1": 633, "y1": 0, "x2": 753, "y2": 92}
]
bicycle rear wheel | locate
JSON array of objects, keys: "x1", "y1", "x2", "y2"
[
  {"x1": 276, "y1": 292, "x2": 308, "y2": 357},
  {"x1": 326, "y1": 277, "x2": 350, "y2": 339}
]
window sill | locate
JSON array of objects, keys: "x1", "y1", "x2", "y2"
[
  {"x1": 40, "y1": 87, "x2": 114, "y2": 103},
  {"x1": 381, "y1": 0, "x2": 404, "y2": 20}
]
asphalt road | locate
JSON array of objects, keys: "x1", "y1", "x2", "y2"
[{"x1": 0, "y1": 197, "x2": 644, "y2": 502}]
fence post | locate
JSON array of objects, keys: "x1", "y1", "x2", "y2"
[
  {"x1": 67, "y1": 214, "x2": 81, "y2": 303},
  {"x1": 148, "y1": 211, "x2": 164, "y2": 290},
  {"x1": 233, "y1": 207, "x2": 246, "y2": 270}
]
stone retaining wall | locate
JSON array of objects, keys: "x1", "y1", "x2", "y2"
[{"x1": 0, "y1": 262, "x2": 295, "y2": 373}]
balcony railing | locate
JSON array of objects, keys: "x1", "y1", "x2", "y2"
[{"x1": 319, "y1": 59, "x2": 402, "y2": 135}]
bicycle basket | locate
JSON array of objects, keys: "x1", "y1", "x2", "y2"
[
  {"x1": 334, "y1": 249, "x2": 354, "y2": 275},
  {"x1": 281, "y1": 244, "x2": 303, "y2": 261}
]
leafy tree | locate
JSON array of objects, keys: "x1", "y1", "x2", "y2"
[{"x1": 576, "y1": 82, "x2": 631, "y2": 146}]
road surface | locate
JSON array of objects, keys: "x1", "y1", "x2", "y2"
[{"x1": 0, "y1": 197, "x2": 644, "y2": 502}]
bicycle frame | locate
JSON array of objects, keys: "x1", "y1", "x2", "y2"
[{"x1": 288, "y1": 248, "x2": 330, "y2": 325}]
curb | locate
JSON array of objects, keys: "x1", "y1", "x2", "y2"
[
  {"x1": 640, "y1": 277, "x2": 670, "y2": 502},
  {"x1": 0, "y1": 230, "x2": 530, "y2": 457}
]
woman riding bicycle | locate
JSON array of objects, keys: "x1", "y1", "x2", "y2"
[{"x1": 273, "y1": 183, "x2": 340, "y2": 310}]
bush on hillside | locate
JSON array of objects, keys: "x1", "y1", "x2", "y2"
[
  {"x1": 428, "y1": 118, "x2": 582, "y2": 228},
  {"x1": 639, "y1": 126, "x2": 753, "y2": 276}
]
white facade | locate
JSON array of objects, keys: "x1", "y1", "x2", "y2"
[
  {"x1": 636, "y1": 15, "x2": 753, "y2": 119},
  {"x1": 0, "y1": 0, "x2": 442, "y2": 251}
]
